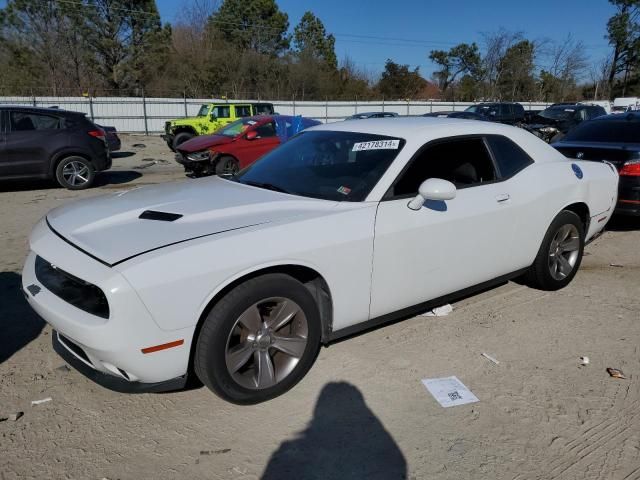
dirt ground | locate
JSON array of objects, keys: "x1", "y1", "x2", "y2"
[{"x1": 1, "y1": 134, "x2": 639, "y2": 480}]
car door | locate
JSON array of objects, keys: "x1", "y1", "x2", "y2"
[
  {"x1": 236, "y1": 121, "x2": 280, "y2": 168},
  {"x1": 369, "y1": 136, "x2": 518, "y2": 319},
  {"x1": 5, "y1": 110, "x2": 66, "y2": 176}
]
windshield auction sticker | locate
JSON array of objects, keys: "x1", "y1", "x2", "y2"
[{"x1": 352, "y1": 139, "x2": 400, "y2": 151}]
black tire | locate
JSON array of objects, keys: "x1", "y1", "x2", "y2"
[
  {"x1": 525, "y1": 210, "x2": 585, "y2": 291},
  {"x1": 215, "y1": 155, "x2": 239, "y2": 176},
  {"x1": 172, "y1": 132, "x2": 194, "y2": 150},
  {"x1": 55, "y1": 156, "x2": 95, "y2": 190},
  {"x1": 194, "y1": 274, "x2": 321, "y2": 404}
]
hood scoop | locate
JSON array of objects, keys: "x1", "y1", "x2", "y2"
[{"x1": 139, "y1": 210, "x2": 183, "y2": 222}]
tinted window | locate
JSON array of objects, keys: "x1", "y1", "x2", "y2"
[
  {"x1": 513, "y1": 103, "x2": 525, "y2": 115},
  {"x1": 235, "y1": 105, "x2": 252, "y2": 117},
  {"x1": 234, "y1": 131, "x2": 405, "y2": 202},
  {"x1": 393, "y1": 137, "x2": 497, "y2": 197},
  {"x1": 212, "y1": 106, "x2": 230, "y2": 118},
  {"x1": 486, "y1": 136, "x2": 533, "y2": 178},
  {"x1": 254, "y1": 121, "x2": 276, "y2": 138},
  {"x1": 563, "y1": 120, "x2": 640, "y2": 143},
  {"x1": 10, "y1": 112, "x2": 61, "y2": 131}
]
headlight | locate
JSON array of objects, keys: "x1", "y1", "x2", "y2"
[
  {"x1": 35, "y1": 256, "x2": 109, "y2": 319},
  {"x1": 186, "y1": 151, "x2": 211, "y2": 162},
  {"x1": 540, "y1": 127, "x2": 558, "y2": 134}
]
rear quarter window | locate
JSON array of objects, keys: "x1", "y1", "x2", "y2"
[{"x1": 486, "y1": 135, "x2": 534, "y2": 178}]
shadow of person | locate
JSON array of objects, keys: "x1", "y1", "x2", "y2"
[
  {"x1": 261, "y1": 382, "x2": 407, "y2": 480},
  {"x1": 0, "y1": 271, "x2": 45, "y2": 364}
]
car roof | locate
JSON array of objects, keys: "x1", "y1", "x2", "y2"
[
  {"x1": 312, "y1": 116, "x2": 524, "y2": 139},
  {"x1": 0, "y1": 105, "x2": 84, "y2": 116},
  {"x1": 584, "y1": 112, "x2": 640, "y2": 122}
]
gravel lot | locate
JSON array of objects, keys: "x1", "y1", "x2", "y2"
[{"x1": 1, "y1": 135, "x2": 639, "y2": 480}]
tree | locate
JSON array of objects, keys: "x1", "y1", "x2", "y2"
[
  {"x1": 293, "y1": 11, "x2": 336, "y2": 70},
  {"x1": 480, "y1": 29, "x2": 525, "y2": 99},
  {"x1": 606, "y1": 0, "x2": 640, "y2": 94},
  {"x1": 207, "y1": 0, "x2": 289, "y2": 56},
  {"x1": 497, "y1": 40, "x2": 536, "y2": 100},
  {"x1": 429, "y1": 43, "x2": 481, "y2": 96},
  {"x1": 377, "y1": 60, "x2": 426, "y2": 99},
  {"x1": 539, "y1": 36, "x2": 587, "y2": 101}
]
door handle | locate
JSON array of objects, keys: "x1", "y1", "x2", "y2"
[{"x1": 496, "y1": 194, "x2": 510, "y2": 203}]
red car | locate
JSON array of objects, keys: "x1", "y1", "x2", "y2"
[{"x1": 175, "y1": 115, "x2": 321, "y2": 177}]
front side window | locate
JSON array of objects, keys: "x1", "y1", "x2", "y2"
[
  {"x1": 233, "y1": 131, "x2": 405, "y2": 201},
  {"x1": 486, "y1": 135, "x2": 533, "y2": 178},
  {"x1": 10, "y1": 112, "x2": 61, "y2": 131},
  {"x1": 217, "y1": 118, "x2": 258, "y2": 137},
  {"x1": 212, "y1": 106, "x2": 231, "y2": 118},
  {"x1": 254, "y1": 121, "x2": 276, "y2": 138},
  {"x1": 392, "y1": 137, "x2": 497, "y2": 197},
  {"x1": 197, "y1": 105, "x2": 209, "y2": 116}
]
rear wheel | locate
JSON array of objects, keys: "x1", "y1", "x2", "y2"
[
  {"x1": 525, "y1": 210, "x2": 584, "y2": 291},
  {"x1": 194, "y1": 274, "x2": 321, "y2": 404},
  {"x1": 215, "y1": 155, "x2": 239, "y2": 176},
  {"x1": 55, "y1": 156, "x2": 95, "y2": 190}
]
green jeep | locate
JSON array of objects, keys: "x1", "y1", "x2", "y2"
[{"x1": 162, "y1": 102, "x2": 274, "y2": 151}]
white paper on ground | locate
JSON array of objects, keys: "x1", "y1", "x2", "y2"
[
  {"x1": 419, "y1": 304, "x2": 453, "y2": 317},
  {"x1": 421, "y1": 376, "x2": 479, "y2": 408}
]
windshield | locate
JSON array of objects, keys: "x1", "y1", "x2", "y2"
[
  {"x1": 197, "y1": 105, "x2": 209, "y2": 117},
  {"x1": 216, "y1": 118, "x2": 260, "y2": 137},
  {"x1": 563, "y1": 120, "x2": 640, "y2": 143},
  {"x1": 232, "y1": 131, "x2": 405, "y2": 201},
  {"x1": 540, "y1": 107, "x2": 576, "y2": 120}
]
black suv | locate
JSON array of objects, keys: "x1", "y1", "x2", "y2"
[
  {"x1": 464, "y1": 102, "x2": 526, "y2": 125},
  {"x1": 524, "y1": 104, "x2": 607, "y2": 143},
  {"x1": 0, "y1": 106, "x2": 111, "y2": 189}
]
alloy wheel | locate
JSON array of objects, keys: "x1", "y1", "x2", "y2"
[
  {"x1": 225, "y1": 297, "x2": 308, "y2": 390},
  {"x1": 62, "y1": 161, "x2": 90, "y2": 187},
  {"x1": 548, "y1": 224, "x2": 580, "y2": 280}
]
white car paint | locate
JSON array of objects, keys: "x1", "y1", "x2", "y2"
[{"x1": 22, "y1": 117, "x2": 619, "y2": 388}]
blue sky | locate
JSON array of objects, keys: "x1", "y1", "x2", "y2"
[{"x1": 157, "y1": 0, "x2": 617, "y2": 78}]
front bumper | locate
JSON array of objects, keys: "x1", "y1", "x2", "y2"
[
  {"x1": 615, "y1": 175, "x2": 640, "y2": 216},
  {"x1": 52, "y1": 331, "x2": 186, "y2": 393},
  {"x1": 22, "y1": 219, "x2": 194, "y2": 390}
]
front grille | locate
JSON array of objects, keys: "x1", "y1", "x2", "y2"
[{"x1": 35, "y1": 256, "x2": 110, "y2": 319}]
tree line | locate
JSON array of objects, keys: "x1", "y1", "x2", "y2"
[{"x1": 1, "y1": 0, "x2": 639, "y2": 101}]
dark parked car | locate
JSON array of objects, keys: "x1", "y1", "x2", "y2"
[
  {"x1": 552, "y1": 113, "x2": 640, "y2": 216},
  {"x1": 422, "y1": 110, "x2": 489, "y2": 120},
  {"x1": 97, "y1": 124, "x2": 121, "y2": 152},
  {"x1": 525, "y1": 104, "x2": 607, "y2": 143},
  {"x1": 464, "y1": 102, "x2": 525, "y2": 125},
  {"x1": 0, "y1": 106, "x2": 111, "y2": 189},
  {"x1": 345, "y1": 112, "x2": 399, "y2": 120}
]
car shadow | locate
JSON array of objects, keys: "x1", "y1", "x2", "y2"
[
  {"x1": 111, "y1": 151, "x2": 135, "y2": 158},
  {"x1": 0, "y1": 271, "x2": 45, "y2": 365},
  {"x1": 93, "y1": 170, "x2": 142, "y2": 186},
  {"x1": 261, "y1": 382, "x2": 407, "y2": 480},
  {"x1": 606, "y1": 215, "x2": 640, "y2": 231}
]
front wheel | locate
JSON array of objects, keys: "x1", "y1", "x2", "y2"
[
  {"x1": 194, "y1": 274, "x2": 321, "y2": 404},
  {"x1": 215, "y1": 155, "x2": 239, "y2": 176},
  {"x1": 525, "y1": 210, "x2": 585, "y2": 291}
]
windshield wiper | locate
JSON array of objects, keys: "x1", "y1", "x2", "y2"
[{"x1": 243, "y1": 180, "x2": 291, "y2": 194}]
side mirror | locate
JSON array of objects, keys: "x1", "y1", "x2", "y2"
[
  {"x1": 245, "y1": 130, "x2": 258, "y2": 140},
  {"x1": 408, "y1": 178, "x2": 456, "y2": 210}
]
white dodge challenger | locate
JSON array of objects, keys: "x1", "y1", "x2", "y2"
[{"x1": 22, "y1": 117, "x2": 618, "y2": 404}]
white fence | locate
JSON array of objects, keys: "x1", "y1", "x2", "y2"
[{"x1": 0, "y1": 96, "x2": 552, "y2": 134}]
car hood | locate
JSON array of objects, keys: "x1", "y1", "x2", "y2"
[
  {"x1": 178, "y1": 134, "x2": 235, "y2": 153},
  {"x1": 46, "y1": 177, "x2": 339, "y2": 266}
]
